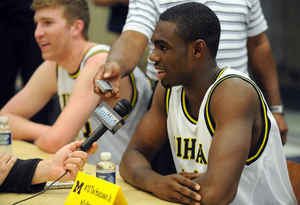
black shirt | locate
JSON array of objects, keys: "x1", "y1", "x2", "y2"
[{"x1": 108, "y1": 3, "x2": 128, "y2": 34}]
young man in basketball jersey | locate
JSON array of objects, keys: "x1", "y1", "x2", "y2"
[
  {"x1": 0, "y1": 0, "x2": 152, "y2": 166},
  {"x1": 119, "y1": 3, "x2": 297, "y2": 204}
]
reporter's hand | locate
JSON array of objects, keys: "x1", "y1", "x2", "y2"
[
  {"x1": 152, "y1": 172, "x2": 201, "y2": 205},
  {"x1": 0, "y1": 152, "x2": 17, "y2": 185},
  {"x1": 93, "y1": 62, "x2": 121, "y2": 99},
  {"x1": 50, "y1": 141, "x2": 98, "y2": 182}
]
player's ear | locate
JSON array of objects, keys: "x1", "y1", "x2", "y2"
[
  {"x1": 193, "y1": 39, "x2": 205, "y2": 59},
  {"x1": 70, "y1": 19, "x2": 84, "y2": 37}
]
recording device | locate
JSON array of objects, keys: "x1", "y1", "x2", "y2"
[
  {"x1": 79, "y1": 98, "x2": 132, "y2": 152},
  {"x1": 45, "y1": 181, "x2": 74, "y2": 189},
  {"x1": 96, "y1": 80, "x2": 114, "y2": 92}
]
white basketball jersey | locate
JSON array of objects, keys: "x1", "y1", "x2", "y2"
[
  {"x1": 57, "y1": 44, "x2": 152, "y2": 165},
  {"x1": 166, "y1": 66, "x2": 297, "y2": 204}
]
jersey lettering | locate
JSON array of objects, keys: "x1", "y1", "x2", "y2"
[
  {"x1": 175, "y1": 137, "x2": 206, "y2": 164},
  {"x1": 195, "y1": 143, "x2": 208, "y2": 165},
  {"x1": 61, "y1": 93, "x2": 70, "y2": 108},
  {"x1": 183, "y1": 138, "x2": 196, "y2": 160},
  {"x1": 174, "y1": 136, "x2": 182, "y2": 157}
]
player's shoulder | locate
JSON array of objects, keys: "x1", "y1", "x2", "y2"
[
  {"x1": 83, "y1": 44, "x2": 110, "y2": 67},
  {"x1": 37, "y1": 60, "x2": 57, "y2": 72}
]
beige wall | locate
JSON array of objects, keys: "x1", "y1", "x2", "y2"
[
  {"x1": 87, "y1": 0, "x2": 149, "y2": 73},
  {"x1": 87, "y1": 0, "x2": 111, "y2": 45}
]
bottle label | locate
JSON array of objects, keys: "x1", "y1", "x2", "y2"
[
  {"x1": 0, "y1": 133, "x2": 11, "y2": 146},
  {"x1": 96, "y1": 171, "x2": 116, "y2": 184}
]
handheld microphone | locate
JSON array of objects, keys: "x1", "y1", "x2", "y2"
[{"x1": 79, "y1": 98, "x2": 132, "y2": 151}]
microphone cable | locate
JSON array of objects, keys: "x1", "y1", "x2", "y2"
[{"x1": 12, "y1": 170, "x2": 69, "y2": 205}]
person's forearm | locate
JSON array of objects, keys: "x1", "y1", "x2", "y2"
[
  {"x1": 2, "y1": 113, "x2": 50, "y2": 141},
  {"x1": 0, "y1": 158, "x2": 45, "y2": 193},
  {"x1": 34, "y1": 128, "x2": 75, "y2": 154},
  {"x1": 35, "y1": 135, "x2": 64, "y2": 154},
  {"x1": 248, "y1": 33, "x2": 288, "y2": 144},
  {"x1": 119, "y1": 149, "x2": 160, "y2": 193},
  {"x1": 31, "y1": 160, "x2": 52, "y2": 185},
  {"x1": 247, "y1": 33, "x2": 283, "y2": 106},
  {"x1": 107, "y1": 31, "x2": 148, "y2": 78}
]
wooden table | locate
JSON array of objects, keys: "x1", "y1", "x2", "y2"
[{"x1": 0, "y1": 140, "x2": 176, "y2": 205}]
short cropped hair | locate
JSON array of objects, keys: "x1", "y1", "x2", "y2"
[
  {"x1": 31, "y1": 0, "x2": 90, "y2": 40},
  {"x1": 160, "y1": 2, "x2": 220, "y2": 59}
]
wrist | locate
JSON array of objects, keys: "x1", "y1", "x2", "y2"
[
  {"x1": 145, "y1": 171, "x2": 163, "y2": 194},
  {"x1": 31, "y1": 160, "x2": 51, "y2": 184},
  {"x1": 269, "y1": 105, "x2": 284, "y2": 115}
]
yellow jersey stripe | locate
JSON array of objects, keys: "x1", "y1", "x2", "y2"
[
  {"x1": 165, "y1": 88, "x2": 171, "y2": 115},
  {"x1": 123, "y1": 73, "x2": 137, "y2": 120},
  {"x1": 68, "y1": 49, "x2": 109, "y2": 79}
]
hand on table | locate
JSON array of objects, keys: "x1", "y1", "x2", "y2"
[{"x1": 152, "y1": 172, "x2": 201, "y2": 205}]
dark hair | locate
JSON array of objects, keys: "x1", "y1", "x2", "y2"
[
  {"x1": 31, "y1": 0, "x2": 90, "y2": 40},
  {"x1": 159, "y1": 2, "x2": 220, "y2": 59}
]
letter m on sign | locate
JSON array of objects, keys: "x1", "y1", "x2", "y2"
[{"x1": 73, "y1": 181, "x2": 84, "y2": 194}]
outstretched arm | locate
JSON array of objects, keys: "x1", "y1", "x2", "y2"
[
  {"x1": 0, "y1": 52, "x2": 107, "y2": 153},
  {"x1": 32, "y1": 141, "x2": 98, "y2": 184},
  {"x1": 34, "y1": 53, "x2": 106, "y2": 153},
  {"x1": 0, "y1": 141, "x2": 97, "y2": 193},
  {"x1": 93, "y1": 30, "x2": 148, "y2": 98},
  {"x1": 247, "y1": 32, "x2": 288, "y2": 145}
]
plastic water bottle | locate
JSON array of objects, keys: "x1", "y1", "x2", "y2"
[
  {"x1": 0, "y1": 116, "x2": 12, "y2": 154},
  {"x1": 96, "y1": 152, "x2": 116, "y2": 184}
]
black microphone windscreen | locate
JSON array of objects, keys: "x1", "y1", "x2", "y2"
[{"x1": 114, "y1": 98, "x2": 133, "y2": 117}]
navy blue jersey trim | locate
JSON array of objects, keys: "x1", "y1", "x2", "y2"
[{"x1": 181, "y1": 90, "x2": 197, "y2": 124}]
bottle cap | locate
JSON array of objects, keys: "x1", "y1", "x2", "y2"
[
  {"x1": 101, "y1": 152, "x2": 111, "y2": 161},
  {"x1": 0, "y1": 116, "x2": 8, "y2": 123}
]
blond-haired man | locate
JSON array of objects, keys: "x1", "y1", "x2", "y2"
[{"x1": 0, "y1": 0, "x2": 151, "y2": 166}]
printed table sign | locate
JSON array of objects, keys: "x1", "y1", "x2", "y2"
[{"x1": 65, "y1": 171, "x2": 128, "y2": 205}]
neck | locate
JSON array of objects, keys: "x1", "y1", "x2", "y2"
[
  {"x1": 183, "y1": 63, "x2": 220, "y2": 117},
  {"x1": 58, "y1": 41, "x2": 95, "y2": 73}
]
